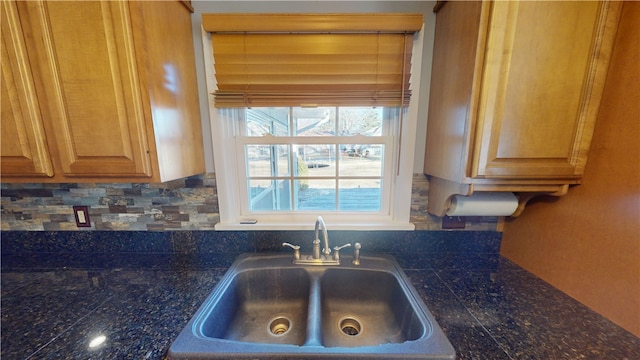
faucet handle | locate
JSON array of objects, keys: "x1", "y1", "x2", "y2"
[
  {"x1": 332, "y1": 243, "x2": 351, "y2": 261},
  {"x1": 352, "y1": 242, "x2": 361, "y2": 266},
  {"x1": 282, "y1": 242, "x2": 301, "y2": 260}
]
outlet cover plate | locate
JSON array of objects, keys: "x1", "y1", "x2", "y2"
[
  {"x1": 442, "y1": 216, "x2": 466, "y2": 229},
  {"x1": 73, "y1": 206, "x2": 91, "y2": 227}
]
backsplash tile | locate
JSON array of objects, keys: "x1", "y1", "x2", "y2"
[{"x1": 1, "y1": 173, "x2": 497, "y2": 231}]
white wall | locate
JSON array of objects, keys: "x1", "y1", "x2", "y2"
[{"x1": 189, "y1": 1, "x2": 436, "y2": 173}]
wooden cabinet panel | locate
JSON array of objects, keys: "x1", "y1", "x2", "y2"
[
  {"x1": 0, "y1": 1, "x2": 53, "y2": 177},
  {"x1": 20, "y1": 1, "x2": 152, "y2": 178},
  {"x1": 423, "y1": 0, "x2": 622, "y2": 216},
  {"x1": 128, "y1": 0, "x2": 205, "y2": 181},
  {"x1": 423, "y1": 0, "x2": 483, "y2": 184},
  {"x1": 472, "y1": 1, "x2": 620, "y2": 179}
]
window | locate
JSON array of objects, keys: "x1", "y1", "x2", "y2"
[
  {"x1": 211, "y1": 104, "x2": 418, "y2": 230},
  {"x1": 203, "y1": 13, "x2": 424, "y2": 229},
  {"x1": 233, "y1": 106, "x2": 396, "y2": 214}
]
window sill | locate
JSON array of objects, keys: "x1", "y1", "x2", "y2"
[{"x1": 214, "y1": 221, "x2": 415, "y2": 231}]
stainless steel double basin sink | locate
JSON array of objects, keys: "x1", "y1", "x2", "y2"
[{"x1": 169, "y1": 253, "x2": 455, "y2": 359}]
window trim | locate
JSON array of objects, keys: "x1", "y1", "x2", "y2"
[{"x1": 203, "y1": 25, "x2": 424, "y2": 231}]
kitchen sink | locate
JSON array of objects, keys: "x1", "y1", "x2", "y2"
[{"x1": 168, "y1": 253, "x2": 455, "y2": 359}]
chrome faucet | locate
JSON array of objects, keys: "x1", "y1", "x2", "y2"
[
  {"x1": 282, "y1": 216, "x2": 351, "y2": 265},
  {"x1": 315, "y1": 216, "x2": 331, "y2": 257}
]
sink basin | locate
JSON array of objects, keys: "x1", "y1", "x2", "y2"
[
  {"x1": 320, "y1": 269, "x2": 424, "y2": 348},
  {"x1": 169, "y1": 253, "x2": 455, "y2": 359},
  {"x1": 199, "y1": 268, "x2": 310, "y2": 345}
]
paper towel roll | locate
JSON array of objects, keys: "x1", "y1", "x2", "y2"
[{"x1": 446, "y1": 192, "x2": 518, "y2": 216}]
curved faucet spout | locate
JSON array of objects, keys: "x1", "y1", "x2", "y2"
[{"x1": 314, "y1": 216, "x2": 331, "y2": 256}]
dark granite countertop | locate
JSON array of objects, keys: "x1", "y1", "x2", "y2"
[{"x1": 2, "y1": 231, "x2": 639, "y2": 359}]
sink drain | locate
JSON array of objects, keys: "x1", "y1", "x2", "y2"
[
  {"x1": 339, "y1": 316, "x2": 362, "y2": 336},
  {"x1": 268, "y1": 316, "x2": 291, "y2": 336}
]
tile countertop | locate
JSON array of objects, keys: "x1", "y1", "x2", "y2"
[{"x1": 1, "y1": 231, "x2": 639, "y2": 359}]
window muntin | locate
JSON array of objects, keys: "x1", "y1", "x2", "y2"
[
  {"x1": 244, "y1": 107, "x2": 384, "y2": 137},
  {"x1": 235, "y1": 107, "x2": 395, "y2": 214}
]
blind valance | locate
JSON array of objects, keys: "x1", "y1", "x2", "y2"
[{"x1": 203, "y1": 14, "x2": 423, "y2": 108}]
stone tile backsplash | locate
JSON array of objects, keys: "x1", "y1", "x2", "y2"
[{"x1": 1, "y1": 173, "x2": 498, "y2": 231}]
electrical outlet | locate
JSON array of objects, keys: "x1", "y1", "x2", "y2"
[
  {"x1": 442, "y1": 216, "x2": 466, "y2": 229},
  {"x1": 73, "y1": 206, "x2": 91, "y2": 227}
]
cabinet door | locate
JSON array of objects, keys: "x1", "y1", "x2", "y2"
[
  {"x1": 472, "y1": 1, "x2": 621, "y2": 179},
  {"x1": 1, "y1": 1, "x2": 53, "y2": 178},
  {"x1": 19, "y1": 1, "x2": 152, "y2": 178}
]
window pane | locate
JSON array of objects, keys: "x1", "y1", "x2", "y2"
[
  {"x1": 239, "y1": 106, "x2": 391, "y2": 215},
  {"x1": 246, "y1": 108, "x2": 290, "y2": 136},
  {"x1": 247, "y1": 145, "x2": 290, "y2": 177},
  {"x1": 249, "y1": 179, "x2": 292, "y2": 211},
  {"x1": 339, "y1": 144, "x2": 383, "y2": 176},
  {"x1": 338, "y1": 179, "x2": 381, "y2": 211},
  {"x1": 295, "y1": 179, "x2": 336, "y2": 210},
  {"x1": 294, "y1": 107, "x2": 336, "y2": 136},
  {"x1": 338, "y1": 107, "x2": 383, "y2": 136},
  {"x1": 296, "y1": 144, "x2": 336, "y2": 177}
]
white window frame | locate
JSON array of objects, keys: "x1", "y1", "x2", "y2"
[{"x1": 203, "y1": 26, "x2": 424, "y2": 231}]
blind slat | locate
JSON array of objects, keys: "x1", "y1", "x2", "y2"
[
  {"x1": 213, "y1": 54, "x2": 405, "y2": 64},
  {"x1": 215, "y1": 64, "x2": 407, "y2": 75},
  {"x1": 213, "y1": 91, "x2": 412, "y2": 108},
  {"x1": 213, "y1": 33, "x2": 407, "y2": 54},
  {"x1": 214, "y1": 75, "x2": 411, "y2": 85},
  {"x1": 214, "y1": 84, "x2": 411, "y2": 92}
]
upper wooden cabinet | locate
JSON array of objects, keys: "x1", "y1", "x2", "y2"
[
  {"x1": 424, "y1": 1, "x2": 622, "y2": 216},
  {"x1": 1, "y1": 1, "x2": 53, "y2": 178},
  {"x1": 0, "y1": 0, "x2": 204, "y2": 183}
]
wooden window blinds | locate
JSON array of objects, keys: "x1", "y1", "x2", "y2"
[{"x1": 202, "y1": 14, "x2": 424, "y2": 108}]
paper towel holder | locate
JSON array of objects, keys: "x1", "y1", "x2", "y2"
[
  {"x1": 446, "y1": 192, "x2": 519, "y2": 217},
  {"x1": 426, "y1": 176, "x2": 570, "y2": 217}
]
